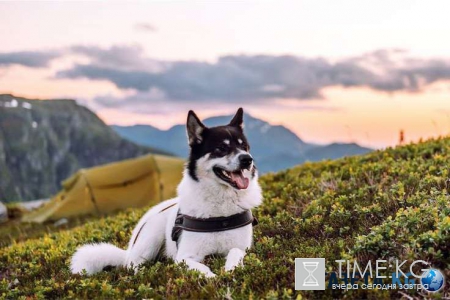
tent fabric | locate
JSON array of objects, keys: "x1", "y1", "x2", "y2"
[{"x1": 22, "y1": 154, "x2": 185, "y2": 223}]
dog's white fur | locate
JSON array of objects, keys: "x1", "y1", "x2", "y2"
[{"x1": 71, "y1": 149, "x2": 262, "y2": 277}]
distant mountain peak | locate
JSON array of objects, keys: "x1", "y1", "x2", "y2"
[{"x1": 112, "y1": 112, "x2": 372, "y2": 173}]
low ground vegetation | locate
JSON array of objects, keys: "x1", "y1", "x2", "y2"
[{"x1": 1, "y1": 137, "x2": 449, "y2": 299}]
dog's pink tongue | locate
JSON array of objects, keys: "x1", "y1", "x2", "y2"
[{"x1": 231, "y1": 171, "x2": 249, "y2": 189}]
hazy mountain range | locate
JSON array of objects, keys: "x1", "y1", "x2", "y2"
[{"x1": 112, "y1": 114, "x2": 372, "y2": 173}]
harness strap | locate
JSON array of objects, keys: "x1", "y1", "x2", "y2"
[{"x1": 171, "y1": 210, "x2": 258, "y2": 243}]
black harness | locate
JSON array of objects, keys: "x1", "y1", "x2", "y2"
[{"x1": 171, "y1": 210, "x2": 258, "y2": 243}]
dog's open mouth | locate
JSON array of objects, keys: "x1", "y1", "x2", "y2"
[{"x1": 213, "y1": 166, "x2": 249, "y2": 189}]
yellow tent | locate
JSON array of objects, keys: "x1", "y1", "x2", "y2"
[{"x1": 22, "y1": 154, "x2": 185, "y2": 223}]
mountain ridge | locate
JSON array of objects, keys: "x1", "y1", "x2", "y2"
[
  {"x1": 0, "y1": 94, "x2": 169, "y2": 202},
  {"x1": 112, "y1": 114, "x2": 372, "y2": 173}
]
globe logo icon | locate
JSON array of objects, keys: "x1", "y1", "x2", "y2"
[{"x1": 420, "y1": 269, "x2": 444, "y2": 292}]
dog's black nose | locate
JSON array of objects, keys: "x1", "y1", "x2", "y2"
[{"x1": 239, "y1": 154, "x2": 253, "y2": 168}]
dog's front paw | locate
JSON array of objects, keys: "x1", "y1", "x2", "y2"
[
  {"x1": 224, "y1": 261, "x2": 243, "y2": 272},
  {"x1": 224, "y1": 248, "x2": 245, "y2": 272}
]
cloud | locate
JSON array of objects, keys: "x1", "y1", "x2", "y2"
[
  {"x1": 57, "y1": 52, "x2": 373, "y2": 100},
  {"x1": 51, "y1": 45, "x2": 450, "y2": 109},
  {"x1": 134, "y1": 22, "x2": 157, "y2": 32},
  {"x1": 343, "y1": 49, "x2": 450, "y2": 92},
  {"x1": 69, "y1": 45, "x2": 165, "y2": 72},
  {"x1": 4, "y1": 45, "x2": 450, "y2": 104},
  {"x1": 94, "y1": 88, "x2": 167, "y2": 109},
  {"x1": 0, "y1": 51, "x2": 61, "y2": 68},
  {"x1": 56, "y1": 64, "x2": 157, "y2": 90},
  {"x1": 91, "y1": 90, "x2": 258, "y2": 115},
  {"x1": 61, "y1": 48, "x2": 450, "y2": 100}
]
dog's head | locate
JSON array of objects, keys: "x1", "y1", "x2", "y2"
[{"x1": 186, "y1": 108, "x2": 256, "y2": 190}]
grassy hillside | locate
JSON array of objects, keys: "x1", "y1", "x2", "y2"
[{"x1": 0, "y1": 137, "x2": 449, "y2": 299}]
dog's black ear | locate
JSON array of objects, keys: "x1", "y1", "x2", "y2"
[
  {"x1": 229, "y1": 107, "x2": 244, "y2": 130},
  {"x1": 186, "y1": 110, "x2": 206, "y2": 146}
]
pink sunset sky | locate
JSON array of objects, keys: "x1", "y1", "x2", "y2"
[{"x1": 1, "y1": 1, "x2": 450, "y2": 149}]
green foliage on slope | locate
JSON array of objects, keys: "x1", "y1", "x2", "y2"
[{"x1": 0, "y1": 137, "x2": 449, "y2": 299}]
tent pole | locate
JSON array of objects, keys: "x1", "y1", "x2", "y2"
[{"x1": 80, "y1": 171, "x2": 101, "y2": 215}]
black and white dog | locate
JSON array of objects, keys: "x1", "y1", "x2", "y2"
[{"x1": 71, "y1": 108, "x2": 262, "y2": 277}]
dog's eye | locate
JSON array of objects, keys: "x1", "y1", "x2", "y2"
[
  {"x1": 240, "y1": 142, "x2": 249, "y2": 151},
  {"x1": 215, "y1": 145, "x2": 229, "y2": 154}
]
